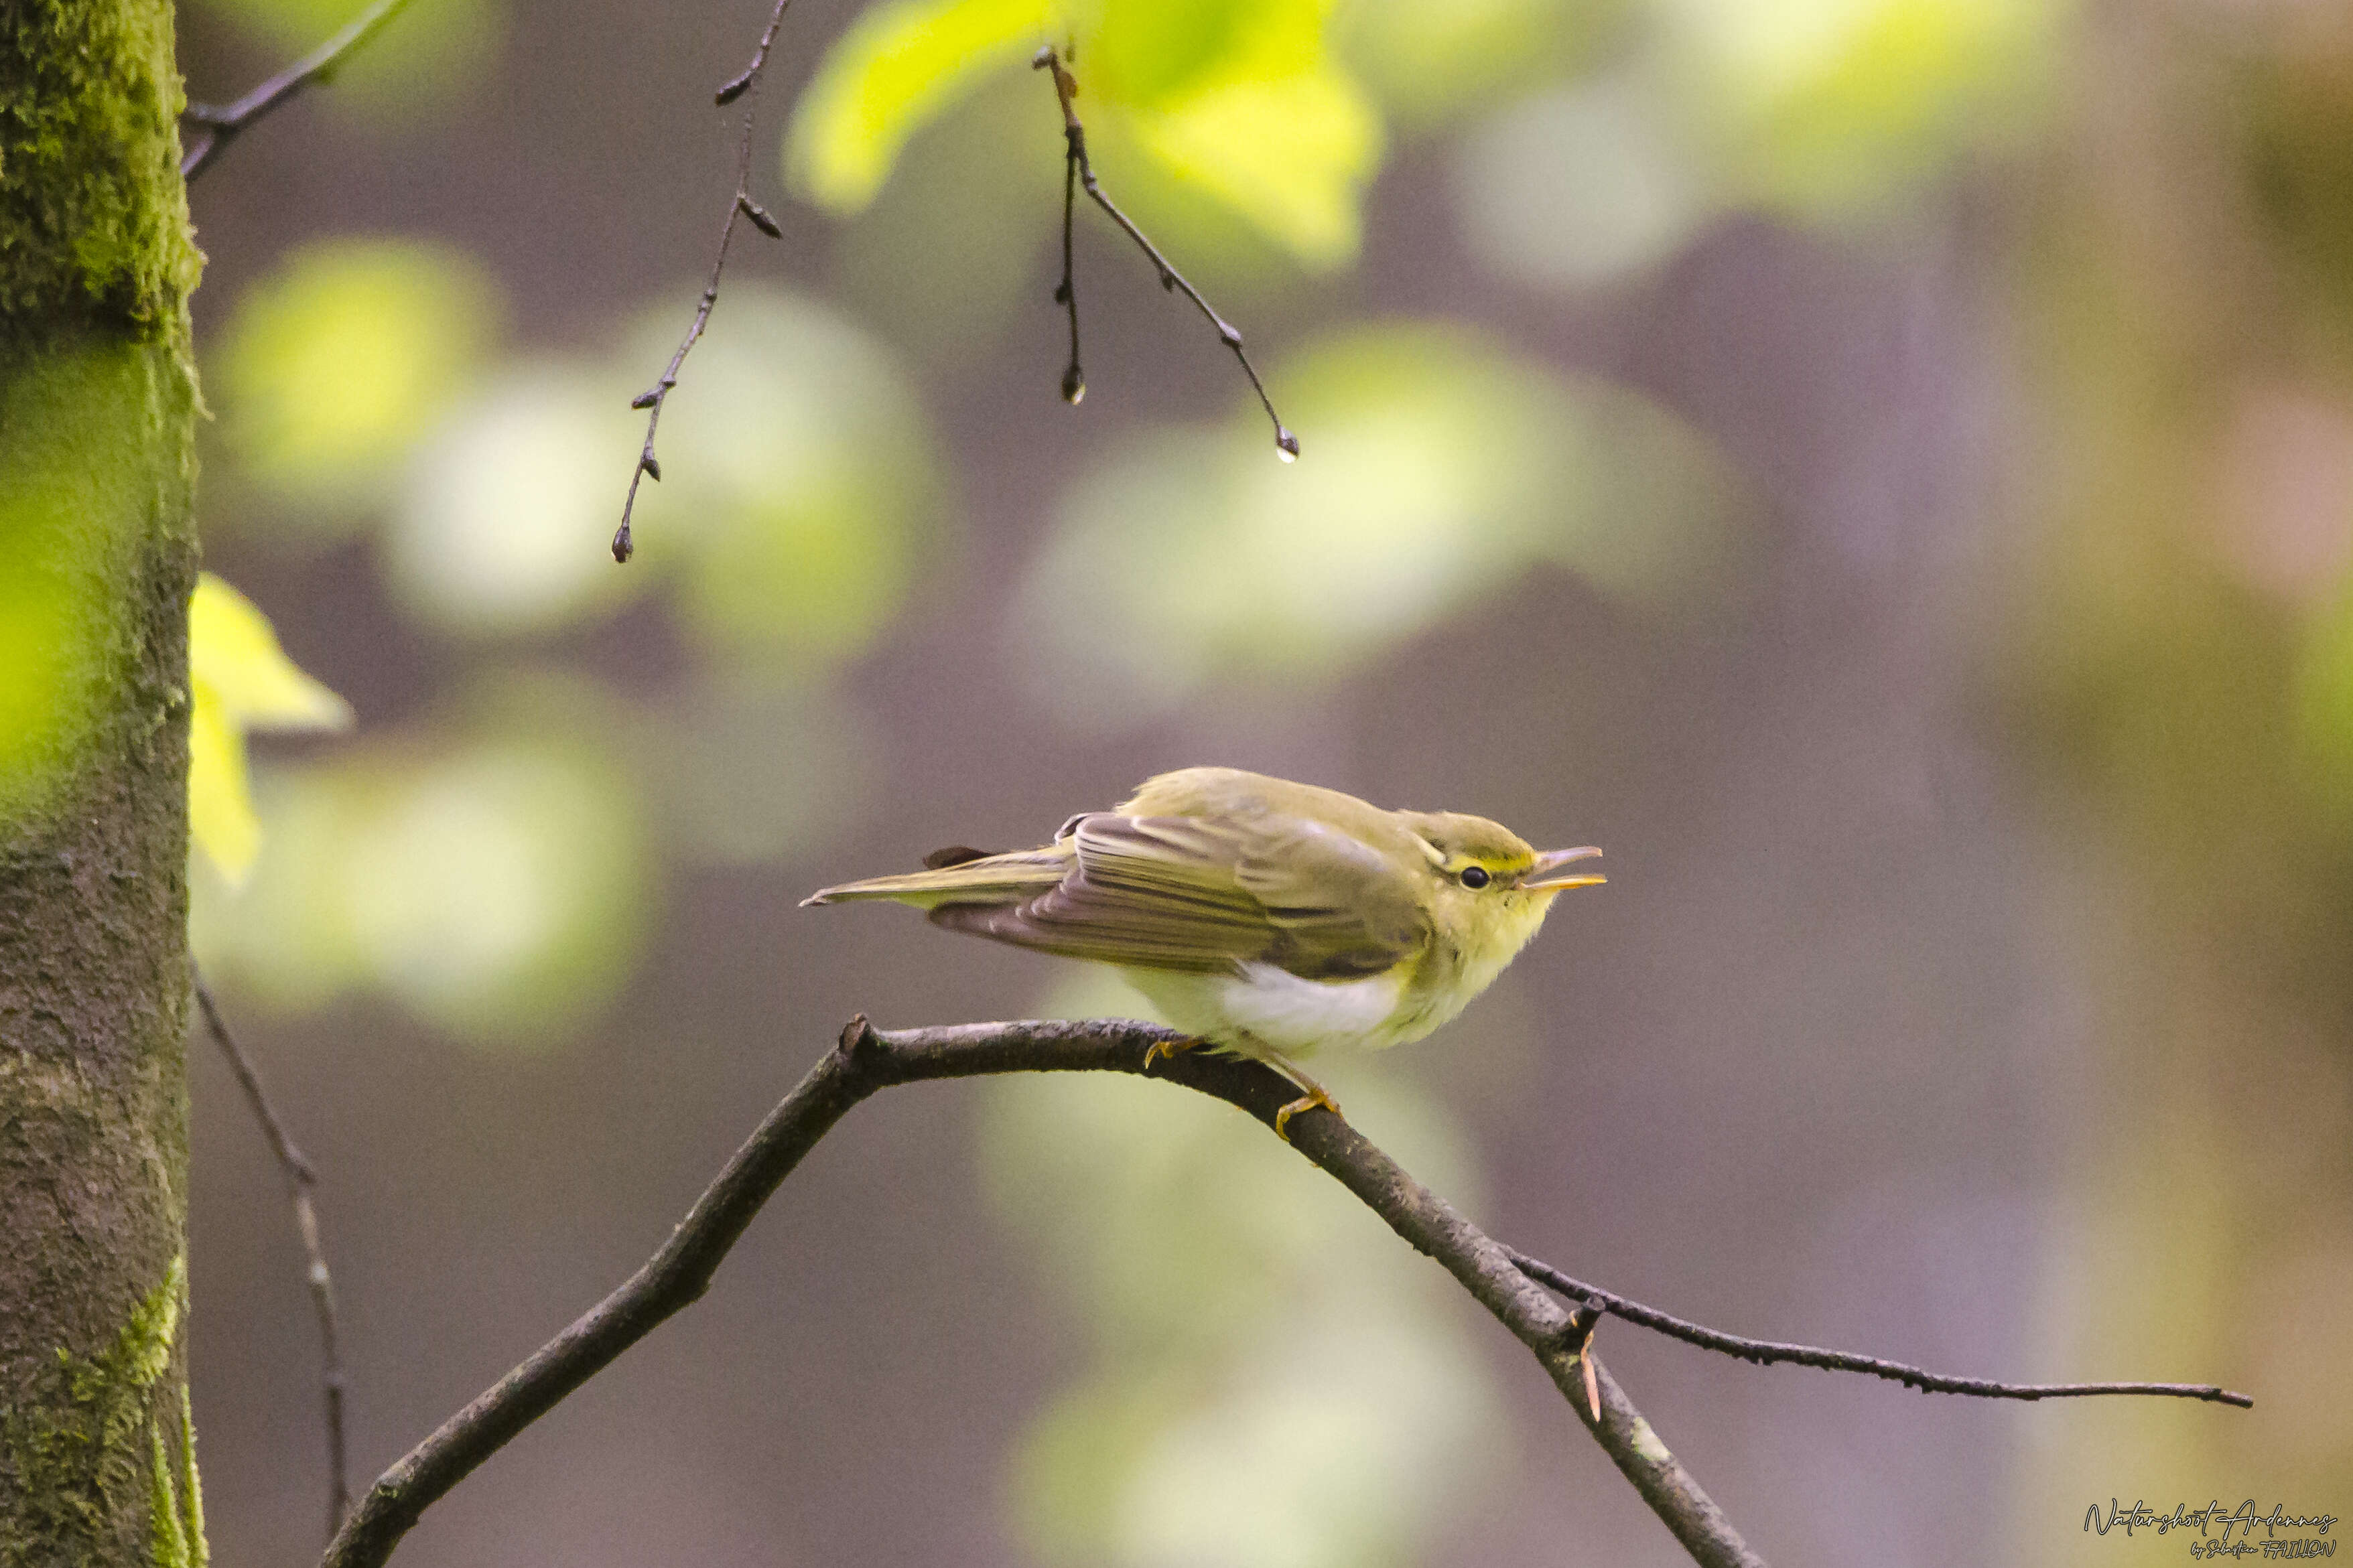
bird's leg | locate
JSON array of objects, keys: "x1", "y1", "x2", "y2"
[
  {"x1": 1141, "y1": 1034, "x2": 1202, "y2": 1070},
  {"x1": 1258, "y1": 1052, "x2": 1344, "y2": 1143}
]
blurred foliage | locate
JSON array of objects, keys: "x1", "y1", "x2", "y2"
[
  {"x1": 985, "y1": 972, "x2": 1505, "y2": 1568},
  {"x1": 192, "y1": 682, "x2": 649, "y2": 1045},
  {"x1": 389, "y1": 364, "x2": 644, "y2": 635},
  {"x1": 793, "y1": 0, "x2": 2058, "y2": 309},
  {"x1": 1016, "y1": 322, "x2": 1743, "y2": 723},
  {"x1": 789, "y1": 0, "x2": 1059, "y2": 215},
  {"x1": 1337, "y1": 0, "x2": 1602, "y2": 131},
  {"x1": 201, "y1": 253, "x2": 929, "y2": 1040},
  {"x1": 1664, "y1": 0, "x2": 2055, "y2": 212},
  {"x1": 188, "y1": 573, "x2": 353, "y2": 883},
  {"x1": 622, "y1": 286, "x2": 941, "y2": 672},
  {"x1": 1454, "y1": 0, "x2": 2061, "y2": 289},
  {"x1": 791, "y1": 0, "x2": 1383, "y2": 269},
  {"x1": 216, "y1": 239, "x2": 498, "y2": 525},
  {"x1": 1455, "y1": 68, "x2": 1710, "y2": 291}
]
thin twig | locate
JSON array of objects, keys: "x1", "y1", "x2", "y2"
[
  {"x1": 1053, "y1": 106, "x2": 1083, "y2": 405},
  {"x1": 322, "y1": 1017, "x2": 1761, "y2": 1568},
  {"x1": 610, "y1": 0, "x2": 795, "y2": 564},
  {"x1": 180, "y1": 0, "x2": 419, "y2": 182},
  {"x1": 1030, "y1": 47, "x2": 1298, "y2": 459},
  {"x1": 1509, "y1": 1251, "x2": 2253, "y2": 1409},
  {"x1": 194, "y1": 975, "x2": 352, "y2": 1539}
]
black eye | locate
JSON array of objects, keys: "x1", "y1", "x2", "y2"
[{"x1": 1459, "y1": 865, "x2": 1490, "y2": 889}]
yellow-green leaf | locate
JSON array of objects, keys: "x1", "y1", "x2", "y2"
[
  {"x1": 189, "y1": 574, "x2": 353, "y2": 884},
  {"x1": 1131, "y1": 61, "x2": 1382, "y2": 268},
  {"x1": 220, "y1": 241, "x2": 497, "y2": 514},
  {"x1": 787, "y1": 0, "x2": 1059, "y2": 213}
]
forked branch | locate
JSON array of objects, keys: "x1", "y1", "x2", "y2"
[
  {"x1": 322, "y1": 1017, "x2": 1759, "y2": 1568},
  {"x1": 320, "y1": 1016, "x2": 2251, "y2": 1568},
  {"x1": 1032, "y1": 47, "x2": 1298, "y2": 459}
]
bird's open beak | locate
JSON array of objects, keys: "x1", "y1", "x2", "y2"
[{"x1": 1519, "y1": 845, "x2": 1605, "y2": 892}]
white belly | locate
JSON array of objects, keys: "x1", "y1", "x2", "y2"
[{"x1": 1116, "y1": 963, "x2": 1406, "y2": 1060}]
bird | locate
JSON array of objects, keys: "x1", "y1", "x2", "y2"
[{"x1": 802, "y1": 767, "x2": 1603, "y2": 1139}]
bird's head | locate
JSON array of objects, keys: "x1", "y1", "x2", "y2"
[{"x1": 1394, "y1": 810, "x2": 1604, "y2": 958}]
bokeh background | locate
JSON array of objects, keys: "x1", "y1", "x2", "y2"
[{"x1": 168, "y1": 0, "x2": 2352, "y2": 1563}]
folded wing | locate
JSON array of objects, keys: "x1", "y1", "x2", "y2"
[{"x1": 928, "y1": 812, "x2": 1428, "y2": 981}]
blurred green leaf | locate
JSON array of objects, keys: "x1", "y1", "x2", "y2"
[
  {"x1": 218, "y1": 239, "x2": 498, "y2": 520},
  {"x1": 1455, "y1": 70, "x2": 1712, "y2": 289},
  {"x1": 1661, "y1": 0, "x2": 2056, "y2": 214},
  {"x1": 1339, "y1": 0, "x2": 1598, "y2": 131},
  {"x1": 188, "y1": 573, "x2": 354, "y2": 884},
  {"x1": 829, "y1": 70, "x2": 1067, "y2": 368},
  {"x1": 787, "y1": 0, "x2": 1057, "y2": 213},
  {"x1": 1016, "y1": 321, "x2": 1743, "y2": 723},
  {"x1": 192, "y1": 695, "x2": 651, "y2": 1046},
  {"x1": 389, "y1": 363, "x2": 645, "y2": 634},
  {"x1": 1129, "y1": 54, "x2": 1382, "y2": 268},
  {"x1": 627, "y1": 286, "x2": 940, "y2": 673},
  {"x1": 342, "y1": 739, "x2": 642, "y2": 1041},
  {"x1": 793, "y1": 0, "x2": 1385, "y2": 267}
]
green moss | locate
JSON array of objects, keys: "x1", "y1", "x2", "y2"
[
  {"x1": 176, "y1": 1387, "x2": 206, "y2": 1568},
  {"x1": 1, "y1": 1255, "x2": 196, "y2": 1568},
  {"x1": 0, "y1": 0, "x2": 203, "y2": 342},
  {"x1": 144, "y1": 1423, "x2": 186, "y2": 1568}
]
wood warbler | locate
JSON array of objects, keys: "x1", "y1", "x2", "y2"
[{"x1": 804, "y1": 767, "x2": 1603, "y2": 1137}]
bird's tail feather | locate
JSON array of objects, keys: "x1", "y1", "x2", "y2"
[{"x1": 801, "y1": 847, "x2": 1067, "y2": 908}]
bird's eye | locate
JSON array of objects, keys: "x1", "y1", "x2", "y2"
[{"x1": 1459, "y1": 865, "x2": 1491, "y2": 889}]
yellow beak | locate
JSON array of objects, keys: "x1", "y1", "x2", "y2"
[{"x1": 1519, "y1": 845, "x2": 1605, "y2": 892}]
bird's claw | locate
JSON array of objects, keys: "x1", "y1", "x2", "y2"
[
  {"x1": 1142, "y1": 1035, "x2": 1200, "y2": 1070},
  {"x1": 1273, "y1": 1087, "x2": 1342, "y2": 1143}
]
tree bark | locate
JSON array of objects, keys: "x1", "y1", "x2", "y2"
[{"x1": 0, "y1": 3, "x2": 205, "y2": 1565}]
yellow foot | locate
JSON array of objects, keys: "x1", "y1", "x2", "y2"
[
  {"x1": 1142, "y1": 1034, "x2": 1201, "y2": 1070},
  {"x1": 1273, "y1": 1087, "x2": 1343, "y2": 1143}
]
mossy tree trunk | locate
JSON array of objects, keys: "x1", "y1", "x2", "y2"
[{"x1": 0, "y1": 2, "x2": 206, "y2": 1565}]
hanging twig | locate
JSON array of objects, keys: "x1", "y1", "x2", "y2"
[
  {"x1": 1031, "y1": 47, "x2": 1298, "y2": 460},
  {"x1": 180, "y1": 0, "x2": 419, "y2": 182},
  {"x1": 610, "y1": 0, "x2": 796, "y2": 564},
  {"x1": 194, "y1": 975, "x2": 353, "y2": 1539},
  {"x1": 323, "y1": 1017, "x2": 1761, "y2": 1568},
  {"x1": 1509, "y1": 1251, "x2": 2253, "y2": 1409}
]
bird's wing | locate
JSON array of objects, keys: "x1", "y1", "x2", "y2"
[
  {"x1": 801, "y1": 845, "x2": 1072, "y2": 908},
  {"x1": 928, "y1": 812, "x2": 1428, "y2": 979}
]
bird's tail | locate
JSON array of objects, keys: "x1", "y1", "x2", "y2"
[{"x1": 801, "y1": 845, "x2": 1069, "y2": 909}]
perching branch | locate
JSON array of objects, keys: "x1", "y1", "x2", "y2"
[
  {"x1": 1031, "y1": 47, "x2": 1298, "y2": 460},
  {"x1": 323, "y1": 1017, "x2": 1761, "y2": 1568},
  {"x1": 1510, "y1": 1253, "x2": 2253, "y2": 1409},
  {"x1": 610, "y1": 0, "x2": 795, "y2": 564},
  {"x1": 194, "y1": 975, "x2": 353, "y2": 1539},
  {"x1": 180, "y1": 0, "x2": 419, "y2": 182}
]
